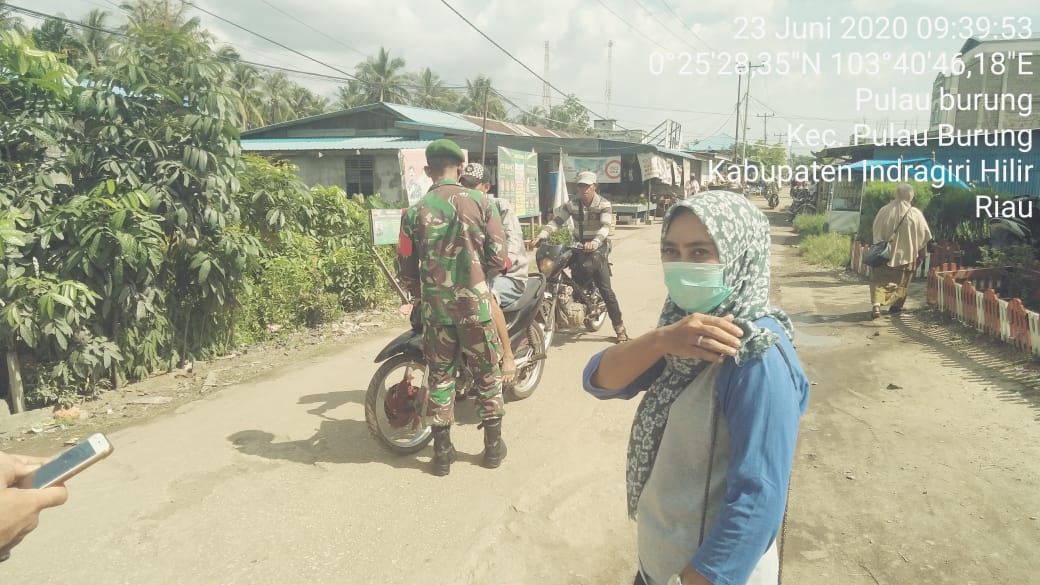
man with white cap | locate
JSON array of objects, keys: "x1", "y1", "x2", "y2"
[{"x1": 531, "y1": 170, "x2": 628, "y2": 343}]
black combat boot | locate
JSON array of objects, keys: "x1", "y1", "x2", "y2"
[
  {"x1": 480, "y1": 417, "x2": 507, "y2": 469},
  {"x1": 431, "y1": 425, "x2": 456, "y2": 476}
]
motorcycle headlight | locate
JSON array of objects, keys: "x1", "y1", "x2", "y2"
[{"x1": 538, "y1": 258, "x2": 555, "y2": 274}]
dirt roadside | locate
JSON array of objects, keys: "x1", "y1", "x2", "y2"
[
  {"x1": 0, "y1": 306, "x2": 412, "y2": 456},
  {"x1": 768, "y1": 208, "x2": 1040, "y2": 585},
  {"x1": 2, "y1": 194, "x2": 1038, "y2": 585}
]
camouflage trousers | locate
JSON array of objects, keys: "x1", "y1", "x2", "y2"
[{"x1": 423, "y1": 320, "x2": 504, "y2": 427}]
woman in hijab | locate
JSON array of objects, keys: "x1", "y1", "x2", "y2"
[
  {"x1": 869, "y1": 183, "x2": 933, "y2": 319},
  {"x1": 582, "y1": 190, "x2": 811, "y2": 585}
]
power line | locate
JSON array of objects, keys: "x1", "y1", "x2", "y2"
[
  {"x1": 183, "y1": 1, "x2": 363, "y2": 83},
  {"x1": 594, "y1": 0, "x2": 672, "y2": 53},
  {"x1": 438, "y1": 0, "x2": 624, "y2": 129},
  {"x1": 630, "y1": 0, "x2": 700, "y2": 52},
  {"x1": 257, "y1": 0, "x2": 367, "y2": 59},
  {"x1": 655, "y1": 0, "x2": 716, "y2": 52}
]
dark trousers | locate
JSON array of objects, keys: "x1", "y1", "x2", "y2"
[{"x1": 590, "y1": 242, "x2": 623, "y2": 328}]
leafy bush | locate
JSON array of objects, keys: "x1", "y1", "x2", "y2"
[
  {"x1": 322, "y1": 245, "x2": 397, "y2": 311},
  {"x1": 523, "y1": 224, "x2": 573, "y2": 244},
  {"x1": 800, "y1": 232, "x2": 851, "y2": 268},
  {"x1": 793, "y1": 213, "x2": 827, "y2": 236},
  {"x1": 979, "y1": 244, "x2": 1040, "y2": 307}
]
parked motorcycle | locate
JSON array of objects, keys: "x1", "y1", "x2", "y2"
[
  {"x1": 989, "y1": 196, "x2": 1040, "y2": 254},
  {"x1": 532, "y1": 242, "x2": 609, "y2": 352},
  {"x1": 364, "y1": 275, "x2": 548, "y2": 455},
  {"x1": 788, "y1": 186, "x2": 816, "y2": 221}
]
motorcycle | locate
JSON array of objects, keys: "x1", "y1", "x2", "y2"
[
  {"x1": 532, "y1": 242, "x2": 610, "y2": 352},
  {"x1": 788, "y1": 186, "x2": 816, "y2": 221},
  {"x1": 989, "y1": 196, "x2": 1040, "y2": 254},
  {"x1": 364, "y1": 275, "x2": 548, "y2": 455},
  {"x1": 764, "y1": 183, "x2": 780, "y2": 209}
]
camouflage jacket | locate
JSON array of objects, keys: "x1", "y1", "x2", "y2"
[{"x1": 398, "y1": 178, "x2": 508, "y2": 325}]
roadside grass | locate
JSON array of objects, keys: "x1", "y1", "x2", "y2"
[
  {"x1": 792, "y1": 213, "x2": 827, "y2": 236},
  {"x1": 800, "y1": 231, "x2": 851, "y2": 268}
]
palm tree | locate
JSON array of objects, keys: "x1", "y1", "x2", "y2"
[
  {"x1": 290, "y1": 85, "x2": 327, "y2": 118},
  {"x1": 119, "y1": 0, "x2": 209, "y2": 40},
  {"x1": 260, "y1": 72, "x2": 295, "y2": 124},
  {"x1": 408, "y1": 68, "x2": 456, "y2": 110},
  {"x1": 0, "y1": 1, "x2": 26, "y2": 34},
  {"x1": 31, "y1": 18, "x2": 86, "y2": 65},
  {"x1": 74, "y1": 9, "x2": 113, "y2": 70},
  {"x1": 229, "y1": 63, "x2": 266, "y2": 129},
  {"x1": 335, "y1": 82, "x2": 367, "y2": 110},
  {"x1": 352, "y1": 47, "x2": 410, "y2": 104},
  {"x1": 457, "y1": 75, "x2": 506, "y2": 120}
]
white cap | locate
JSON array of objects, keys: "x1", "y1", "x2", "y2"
[{"x1": 576, "y1": 171, "x2": 597, "y2": 185}]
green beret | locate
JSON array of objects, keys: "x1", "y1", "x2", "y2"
[{"x1": 425, "y1": 139, "x2": 465, "y2": 163}]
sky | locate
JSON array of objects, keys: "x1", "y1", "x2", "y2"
[{"x1": 19, "y1": 0, "x2": 1040, "y2": 154}]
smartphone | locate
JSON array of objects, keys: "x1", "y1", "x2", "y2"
[{"x1": 30, "y1": 433, "x2": 114, "y2": 489}]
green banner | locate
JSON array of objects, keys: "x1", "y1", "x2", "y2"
[
  {"x1": 369, "y1": 208, "x2": 403, "y2": 246},
  {"x1": 497, "y1": 146, "x2": 539, "y2": 218}
]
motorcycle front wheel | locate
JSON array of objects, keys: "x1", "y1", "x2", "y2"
[
  {"x1": 365, "y1": 354, "x2": 432, "y2": 455},
  {"x1": 535, "y1": 294, "x2": 556, "y2": 352},
  {"x1": 507, "y1": 325, "x2": 545, "y2": 401}
]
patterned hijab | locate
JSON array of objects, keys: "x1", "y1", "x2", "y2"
[{"x1": 625, "y1": 190, "x2": 794, "y2": 518}]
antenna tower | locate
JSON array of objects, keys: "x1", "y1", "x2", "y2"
[
  {"x1": 606, "y1": 40, "x2": 613, "y2": 117},
  {"x1": 543, "y1": 41, "x2": 551, "y2": 111}
]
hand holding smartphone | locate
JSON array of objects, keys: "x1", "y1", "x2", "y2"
[{"x1": 29, "y1": 433, "x2": 114, "y2": 489}]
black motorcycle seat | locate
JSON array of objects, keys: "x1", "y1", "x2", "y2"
[{"x1": 501, "y1": 276, "x2": 542, "y2": 313}]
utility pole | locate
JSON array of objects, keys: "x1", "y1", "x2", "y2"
[
  {"x1": 480, "y1": 84, "x2": 489, "y2": 165},
  {"x1": 606, "y1": 40, "x2": 614, "y2": 118},
  {"x1": 775, "y1": 132, "x2": 789, "y2": 161},
  {"x1": 757, "y1": 112, "x2": 775, "y2": 144},
  {"x1": 741, "y1": 63, "x2": 764, "y2": 162},
  {"x1": 732, "y1": 64, "x2": 744, "y2": 161}
]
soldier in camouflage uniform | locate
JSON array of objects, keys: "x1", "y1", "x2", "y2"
[{"x1": 397, "y1": 139, "x2": 511, "y2": 476}]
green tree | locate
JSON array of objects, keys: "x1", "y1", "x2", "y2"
[
  {"x1": 456, "y1": 75, "x2": 506, "y2": 119},
  {"x1": 408, "y1": 67, "x2": 456, "y2": 110},
  {"x1": 72, "y1": 17, "x2": 261, "y2": 363},
  {"x1": 351, "y1": 46, "x2": 410, "y2": 104},
  {"x1": 744, "y1": 143, "x2": 787, "y2": 167},
  {"x1": 73, "y1": 9, "x2": 114, "y2": 70},
  {"x1": 547, "y1": 95, "x2": 592, "y2": 134},
  {"x1": 0, "y1": 30, "x2": 118, "y2": 408},
  {"x1": 31, "y1": 17, "x2": 86, "y2": 66}
]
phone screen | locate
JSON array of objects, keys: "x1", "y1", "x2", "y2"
[{"x1": 31, "y1": 440, "x2": 102, "y2": 489}]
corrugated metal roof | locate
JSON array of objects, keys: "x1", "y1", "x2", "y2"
[
  {"x1": 656, "y1": 146, "x2": 699, "y2": 160},
  {"x1": 461, "y1": 115, "x2": 589, "y2": 138},
  {"x1": 383, "y1": 103, "x2": 485, "y2": 133},
  {"x1": 240, "y1": 136, "x2": 432, "y2": 151}
]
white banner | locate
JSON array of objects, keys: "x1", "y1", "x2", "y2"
[{"x1": 562, "y1": 155, "x2": 622, "y2": 183}]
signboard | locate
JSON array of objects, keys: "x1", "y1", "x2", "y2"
[
  {"x1": 399, "y1": 147, "x2": 469, "y2": 205},
  {"x1": 497, "y1": 146, "x2": 539, "y2": 219},
  {"x1": 563, "y1": 155, "x2": 622, "y2": 183},
  {"x1": 370, "y1": 208, "x2": 403, "y2": 246},
  {"x1": 637, "y1": 153, "x2": 673, "y2": 185}
]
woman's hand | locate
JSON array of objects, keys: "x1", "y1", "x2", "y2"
[{"x1": 657, "y1": 313, "x2": 744, "y2": 363}]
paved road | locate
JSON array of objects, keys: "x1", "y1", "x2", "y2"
[{"x1": 5, "y1": 195, "x2": 1039, "y2": 585}]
